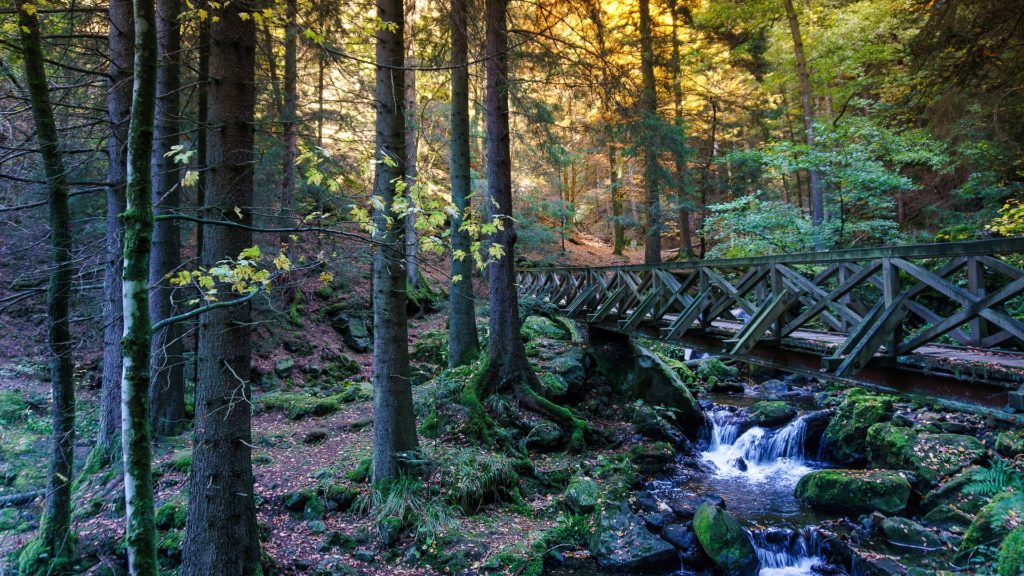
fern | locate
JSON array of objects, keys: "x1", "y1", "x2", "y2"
[{"x1": 964, "y1": 459, "x2": 1024, "y2": 497}]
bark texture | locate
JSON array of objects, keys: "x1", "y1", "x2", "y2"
[
  {"x1": 371, "y1": 0, "x2": 418, "y2": 482},
  {"x1": 16, "y1": 5, "x2": 76, "y2": 571},
  {"x1": 279, "y1": 0, "x2": 297, "y2": 234},
  {"x1": 181, "y1": 3, "x2": 261, "y2": 573},
  {"x1": 404, "y1": 0, "x2": 419, "y2": 287},
  {"x1": 447, "y1": 0, "x2": 480, "y2": 368},
  {"x1": 99, "y1": 0, "x2": 134, "y2": 461},
  {"x1": 669, "y1": 0, "x2": 694, "y2": 258},
  {"x1": 639, "y1": 0, "x2": 661, "y2": 264},
  {"x1": 121, "y1": 0, "x2": 159, "y2": 569},
  {"x1": 149, "y1": 0, "x2": 185, "y2": 437}
]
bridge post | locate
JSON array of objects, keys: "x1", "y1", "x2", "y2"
[
  {"x1": 882, "y1": 258, "x2": 902, "y2": 359},
  {"x1": 967, "y1": 256, "x2": 990, "y2": 347}
]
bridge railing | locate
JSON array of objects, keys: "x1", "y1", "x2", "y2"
[{"x1": 516, "y1": 238, "x2": 1024, "y2": 378}]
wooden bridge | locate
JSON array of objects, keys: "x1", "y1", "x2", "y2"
[{"x1": 517, "y1": 238, "x2": 1024, "y2": 415}]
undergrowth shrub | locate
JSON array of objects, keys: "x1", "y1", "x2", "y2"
[{"x1": 437, "y1": 448, "x2": 519, "y2": 513}]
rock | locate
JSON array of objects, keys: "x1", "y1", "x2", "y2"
[
  {"x1": 760, "y1": 379, "x2": 790, "y2": 395},
  {"x1": 524, "y1": 418, "x2": 562, "y2": 451},
  {"x1": 629, "y1": 442, "x2": 676, "y2": 477},
  {"x1": 378, "y1": 516, "x2": 401, "y2": 546},
  {"x1": 746, "y1": 401, "x2": 797, "y2": 427},
  {"x1": 731, "y1": 458, "x2": 748, "y2": 472},
  {"x1": 521, "y1": 315, "x2": 568, "y2": 341},
  {"x1": 563, "y1": 477, "x2": 599, "y2": 514},
  {"x1": 330, "y1": 313, "x2": 371, "y2": 353},
  {"x1": 710, "y1": 380, "x2": 746, "y2": 394},
  {"x1": 880, "y1": 517, "x2": 943, "y2": 550},
  {"x1": 275, "y1": 357, "x2": 295, "y2": 378},
  {"x1": 319, "y1": 531, "x2": 358, "y2": 553},
  {"x1": 823, "y1": 388, "x2": 895, "y2": 465},
  {"x1": 353, "y1": 549, "x2": 375, "y2": 563},
  {"x1": 633, "y1": 490, "x2": 660, "y2": 514},
  {"x1": 631, "y1": 347, "x2": 708, "y2": 439},
  {"x1": 668, "y1": 493, "x2": 725, "y2": 520},
  {"x1": 920, "y1": 466, "x2": 990, "y2": 515},
  {"x1": 794, "y1": 469, "x2": 910, "y2": 515},
  {"x1": 590, "y1": 504, "x2": 680, "y2": 572},
  {"x1": 308, "y1": 520, "x2": 328, "y2": 534},
  {"x1": 662, "y1": 523, "x2": 711, "y2": 568},
  {"x1": 551, "y1": 347, "x2": 587, "y2": 395},
  {"x1": 801, "y1": 409, "x2": 833, "y2": 458},
  {"x1": 643, "y1": 511, "x2": 673, "y2": 530},
  {"x1": 996, "y1": 430, "x2": 1024, "y2": 458},
  {"x1": 323, "y1": 484, "x2": 358, "y2": 512},
  {"x1": 304, "y1": 495, "x2": 326, "y2": 521},
  {"x1": 631, "y1": 403, "x2": 684, "y2": 445},
  {"x1": 866, "y1": 423, "x2": 985, "y2": 489},
  {"x1": 692, "y1": 502, "x2": 759, "y2": 576},
  {"x1": 284, "y1": 489, "x2": 316, "y2": 512},
  {"x1": 957, "y1": 491, "x2": 1024, "y2": 563},
  {"x1": 999, "y1": 527, "x2": 1024, "y2": 576},
  {"x1": 304, "y1": 429, "x2": 329, "y2": 445},
  {"x1": 921, "y1": 504, "x2": 973, "y2": 534}
]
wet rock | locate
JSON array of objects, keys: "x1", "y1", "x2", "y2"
[
  {"x1": 634, "y1": 490, "x2": 660, "y2": 514},
  {"x1": 795, "y1": 469, "x2": 910, "y2": 515},
  {"x1": 330, "y1": 313, "x2": 371, "y2": 353},
  {"x1": 823, "y1": 388, "x2": 895, "y2": 465},
  {"x1": 631, "y1": 403, "x2": 684, "y2": 445},
  {"x1": 662, "y1": 523, "x2": 711, "y2": 568},
  {"x1": 275, "y1": 356, "x2": 295, "y2": 378},
  {"x1": 760, "y1": 379, "x2": 790, "y2": 395},
  {"x1": 668, "y1": 493, "x2": 725, "y2": 520},
  {"x1": 563, "y1": 477, "x2": 599, "y2": 514},
  {"x1": 956, "y1": 491, "x2": 1024, "y2": 563},
  {"x1": 746, "y1": 400, "x2": 797, "y2": 427},
  {"x1": 921, "y1": 504, "x2": 973, "y2": 534},
  {"x1": 710, "y1": 380, "x2": 746, "y2": 394},
  {"x1": 692, "y1": 501, "x2": 759, "y2": 576},
  {"x1": 590, "y1": 504, "x2": 680, "y2": 572},
  {"x1": 880, "y1": 517, "x2": 943, "y2": 550},
  {"x1": 629, "y1": 442, "x2": 676, "y2": 477},
  {"x1": 866, "y1": 423, "x2": 985, "y2": 490},
  {"x1": 631, "y1": 347, "x2": 708, "y2": 439},
  {"x1": 643, "y1": 511, "x2": 673, "y2": 530},
  {"x1": 801, "y1": 409, "x2": 833, "y2": 458},
  {"x1": 731, "y1": 457, "x2": 748, "y2": 472},
  {"x1": 920, "y1": 466, "x2": 990, "y2": 515}
]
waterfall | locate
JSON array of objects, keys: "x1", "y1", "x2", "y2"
[
  {"x1": 752, "y1": 527, "x2": 828, "y2": 576},
  {"x1": 702, "y1": 410, "x2": 817, "y2": 483}
]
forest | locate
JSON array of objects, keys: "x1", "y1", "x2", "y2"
[{"x1": 1, "y1": 0, "x2": 1024, "y2": 574}]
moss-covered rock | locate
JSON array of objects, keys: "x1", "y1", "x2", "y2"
[
  {"x1": 630, "y1": 348, "x2": 707, "y2": 439},
  {"x1": 921, "y1": 466, "x2": 991, "y2": 516},
  {"x1": 692, "y1": 502, "x2": 759, "y2": 576},
  {"x1": 794, "y1": 469, "x2": 910, "y2": 515},
  {"x1": 866, "y1": 423, "x2": 986, "y2": 489},
  {"x1": 996, "y1": 430, "x2": 1024, "y2": 459},
  {"x1": 747, "y1": 401, "x2": 798, "y2": 427},
  {"x1": 260, "y1": 385, "x2": 370, "y2": 420},
  {"x1": 283, "y1": 488, "x2": 317, "y2": 512},
  {"x1": 323, "y1": 484, "x2": 358, "y2": 512},
  {"x1": 922, "y1": 504, "x2": 974, "y2": 534},
  {"x1": 999, "y1": 527, "x2": 1024, "y2": 576},
  {"x1": 563, "y1": 477, "x2": 599, "y2": 514},
  {"x1": 521, "y1": 315, "x2": 569, "y2": 341},
  {"x1": 629, "y1": 442, "x2": 675, "y2": 477},
  {"x1": 590, "y1": 504, "x2": 679, "y2": 572},
  {"x1": 957, "y1": 491, "x2": 1024, "y2": 563},
  {"x1": 155, "y1": 499, "x2": 187, "y2": 530},
  {"x1": 880, "y1": 517, "x2": 943, "y2": 550},
  {"x1": 303, "y1": 495, "x2": 326, "y2": 521},
  {"x1": 823, "y1": 388, "x2": 895, "y2": 465}
]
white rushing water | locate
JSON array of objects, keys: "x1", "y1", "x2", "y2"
[
  {"x1": 701, "y1": 409, "x2": 815, "y2": 484},
  {"x1": 752, "y1": 528, "x2": 826, "y2": 576}
]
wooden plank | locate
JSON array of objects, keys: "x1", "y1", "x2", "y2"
[
  {"x1": 725, "y1": 290, "x2": 795, "y2": 355},
  {"x1": 663, "y1": 288, "x2": 711, "y2": 340},
  {"x1": 835, "y1": 294, "x2": 910, "y2": 377},
  {"x1": 780, "y1": 260, "x2": 880, "y2": 337}
]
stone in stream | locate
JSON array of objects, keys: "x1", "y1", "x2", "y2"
[
  {"x1": 730, "y1": 457, "x2": 748, "y2": 472},
  {"x1": 692, "y1": 501, "x2": 759, "y2": 576},
  {"x1": 629, "y1": 348, "x2": 707, "y2": 439},
  {"x1": 865, "y1": 423, "x2": 985, "y2": 490},
  {"x1": 662, "y1": 523, "x2": 712, "y2": 569},
  {"x1": 794, "y1": 469, "x2": 911, "y2": 515},
  {"x1": 880, "y1": 517, "x2": 943, "y2": 550},
  {"x1": 668, "y1": 493, "x2": 726, "y2": 520},
  {"x1": 823, "y1": 388, "x2": 895, "y2": 465},
  {"x1": 590, "y1": 504, "x2": 680, "y2": 572},
  {"x1": 746, "y1": 400, "x2": 797, "y2": 427}
]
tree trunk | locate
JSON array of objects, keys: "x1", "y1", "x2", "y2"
[
  {"x1": 639, "y1": 0, "x2": 661, "y2": 264},
  {"x1": 609, "y1": 145, "x2": 625, "y2": 255},
  {"x1": 782, "y1": 0, "x2": 823, "y2": 228},
  {"x1": 588, "y1": 1, "x2": 624, "y2": 256},
  {"x1": 404, "y1": 0, "x2": 419, "y2": 288},
  {"x1": 121, "y1": 0, "x2": 159, "y2": 569},
  {"x1": 193, "y1": 18, "x2": 210, "y2": 391},
  {"x1": 17, "y1": 5, "x2": 76, "y2": 570},
  {"x1": 371, "y1": 0, "x2": 418, "y2": 482},
  {"x1": 280, "y1": 0, "x2": 297, "y2": 235},
  {"x1": 181, "y1": 3, "x2": 261, "y2": 573},
  {"x1": 99, "y1": 0, "x2": 133, "y2": 462},
  {"x1": 669, "y1": 0, "x2": 694, "y2": 259},
  {"x1": 447, "y1": 0, "x2": 480, "y2": 368},
  {"x1": 698, "y1": 98, "x2": 717, "y2": 258},
  {"x1": 149, "y1": 0, "x2": 185, "y2": 438}
]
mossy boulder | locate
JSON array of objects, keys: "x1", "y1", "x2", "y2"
[
  {"x1": 630, "y1": 348, "x2": 707, "y2": 439},
  {"x1": 330, "y1": 312, "x2": 371, "y2": 353},
  {"x1": 155, "y1": 499, "x2": 187, "y2": 530},
  {"x1": 999, "y1": 527, "x2": 1024, "y2": 576},
  {"x1": 284, "y1": 488, "x2": 317, "y2": 512},
  {"x1": 563, "y1": 477, "x2": 599, "y2": 514},
  {"x1": 880, "y1": 517, "x2": 943, "y2": 550},
  {"x1": 794, "y1": 469, "x2": 910, "y2": 515},
  {"x1": 866, "y1": 423, "x2": 986, "y2": 489},
  {"x1": 996, "y1": 430, "x2": 1024, "y2": 459},
  {"x1": 323, "y1": 484, "x2": 358, "y2": 512},
  {"x1": 823, "y1": 388, "x2": 895, "y2": 465},
  {"x1": 590, "y1": 504, "x2": 679, "y2": 572},
  {"x1": 261, "y1": 385, "x2": 370, "y2": 420},
  {"x1": 275, "y1": 357, "x2": 295, "y2": 378},
  {"x1": 521, "y1": 315, "x2": 569, "y2": 341},
  {"x1": 692, "y1": 502, "x2": 759, "y2": 576},
  {"x1": 921, "y1": 466, "x2": 991, "y2": 516},
  {"x1": 746, "y1": 401, "x2": 798, "y2": 427},
  {"x1": 957, "y1": 491, "x2": 1024, "y2": 563},
  {"x1": 629, "y1": 442, "x2": 676, "y2": 477},
  {"x1": 922, "y1": 504, "x2": 974, "y2": 534}
]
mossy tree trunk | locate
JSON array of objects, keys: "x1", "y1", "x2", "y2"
[
  {"x1": 16, "y1": 3, "x2": 76, "y2": 570},
  {"x1": 371, "y1": 0, "x2": 419, "y2": 482},
  {"x1": 639, "y1": 0, "x2": 661, "y2": 264},
  {"x1": 121, "y1": 0, "x2": 159, "y2": 569},
  {"x1": 181, "y1": 2, "x2": 261, "y2": 573},
  {"x1": 149, "y1": 0, "x2": 185, "y2": 438},
  {"x1": 447, "y1": 0, "x2": 480, "y2": 368},
  {"x1": 99, "y1": 0, "x2": 133, "y2": 462}
]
